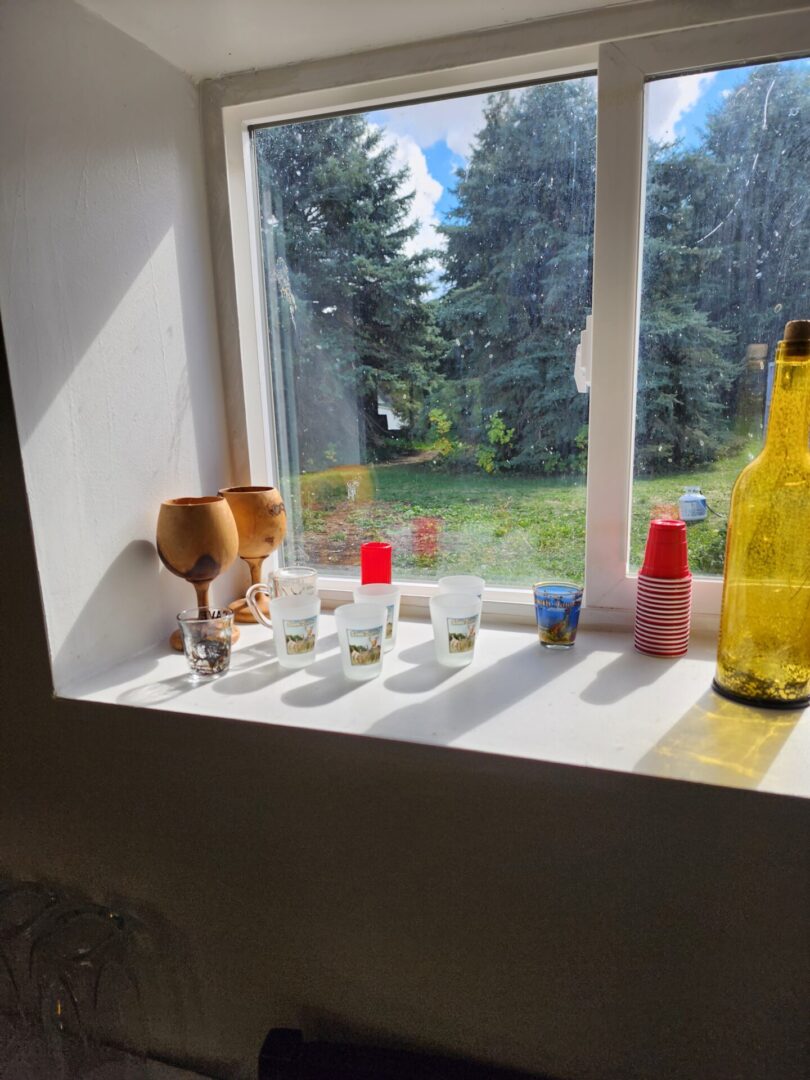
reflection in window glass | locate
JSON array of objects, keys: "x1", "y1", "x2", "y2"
[
  {"x1": 632, "y1": 58, "x2": 810, "y2": 576},
  {"x1": 252, "y1": 77, "x2": 596, "y2": 587}
]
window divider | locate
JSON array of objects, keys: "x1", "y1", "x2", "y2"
[{"x1": 585, "y1": 42, "x2": 647, "y2": 613}]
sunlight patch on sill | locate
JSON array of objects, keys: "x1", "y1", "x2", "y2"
[{"x1": 59, "y1": 615, "x2": 809, "y2": 800}]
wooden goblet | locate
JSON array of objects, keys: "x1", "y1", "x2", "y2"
[
  {"x1": 156, "y1": 496, "x2": 240, "y2": 650},
  {"x1": 218, "y1": 485, "x2": 288, "y2": 623}
]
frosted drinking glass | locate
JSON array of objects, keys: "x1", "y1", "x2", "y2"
[
  {"x1": 437, "y1": 575, "x2": 485, "y2": 599},
  {"x1": 335, "y1": 602, "x2": 387, "y2": 681},
  {"x1": 352, "y1": 583, "x2": 401, "y2": 652},
  {"x1": 429, "y1": 592, "x2": 482, "y2": 668},
  {"x1": 270, "y1": 594, "x2": 321, "y2": 668}
]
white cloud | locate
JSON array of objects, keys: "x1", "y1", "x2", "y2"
[
  {"x1": 373, "y1": 127, "x2": 444, "y2": 258},
  {"x1": 647, "y1": 72, "x2": 717, "y2": 143},
  {"x1": 374, "y1": 96, "x2": 485, "y2": 159}
]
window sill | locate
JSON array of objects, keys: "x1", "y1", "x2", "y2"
[{"x1": 61, "y1": 616, "x2": 809, "y2": 800}]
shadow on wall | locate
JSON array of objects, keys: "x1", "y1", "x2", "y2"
[
  {"x1": 0, "y1": 877, "x2": 221, "y2": 1079},
  {"x1": 1, "y1": 0, "x2": 224, "y2": 476},
  {"x1": 0, "y1": 0, "x2": 234, "y2": 688},
  {"x1": 51, "y1": 540, "x2": 163, "y2": 690},
  {"x1": 50, "y1": 537, "x2": 245, "y2": 692}
]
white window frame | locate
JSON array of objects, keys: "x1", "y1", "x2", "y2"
[{"x1": 212, "y1": 8, "x2": 810, "y2": 623}]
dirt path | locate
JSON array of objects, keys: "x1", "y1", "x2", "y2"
[{"x1": 375, "y1": 449, "x2": 438, "y2": 468}]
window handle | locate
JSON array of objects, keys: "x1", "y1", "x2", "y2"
[{"x1": 574, "y1": 313, "x2": 592, "y2": 393}]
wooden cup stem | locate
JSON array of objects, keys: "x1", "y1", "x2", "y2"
[{"x1": 245, "y1": 557, "x2": 265, "y2": 587}]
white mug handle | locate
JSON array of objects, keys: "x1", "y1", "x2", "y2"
[{"x1": 245, "y1": 582, "x2": 273, "y2": 628}]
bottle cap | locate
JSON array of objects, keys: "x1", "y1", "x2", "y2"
[
  {"x1": 783, "y1": 320, "x2": 810, "y2": 343},
  {"x1": 640, "y1": 518, "x2": 690, "y2": 579}
]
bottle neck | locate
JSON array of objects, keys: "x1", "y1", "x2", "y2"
[{"x1": 763, "y1": 345, "x2": 810, "y2": 464}]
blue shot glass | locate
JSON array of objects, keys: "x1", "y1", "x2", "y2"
[{"x1": 533, "y1": 582, "x2": 583, "y2": 649}]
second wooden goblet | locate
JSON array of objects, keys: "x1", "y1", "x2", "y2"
[{"x1": 218, "y1": 485, "x2": 288, "y2": 623}]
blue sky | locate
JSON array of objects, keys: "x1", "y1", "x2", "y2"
[
  {"x1": 366, "y1": 59, "x2": 808, "y2": 258},
  {"x1": 665, "y1": 69, "x2": 747, "y2": 148},
  {"x1": 424, "y1": 140, "x2": 462, "y2": 220}
]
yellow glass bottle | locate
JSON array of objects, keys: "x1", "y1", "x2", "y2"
[{"x1": 714, "y1": 320, "x2": 810, "y2": 708}]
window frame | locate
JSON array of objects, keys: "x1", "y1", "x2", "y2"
[{"x1": 210, "y1": 8, "x2": 810, "y2": 622}]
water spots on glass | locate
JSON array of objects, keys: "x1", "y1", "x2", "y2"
[
  {"x1": 632, "y1": 57, "x2": 809, "y2": 576},
  {"x1": 251, "y1": 76, "x2": 595, "y2": 584}
]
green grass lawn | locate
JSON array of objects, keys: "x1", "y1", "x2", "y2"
[{"x1": 297, "y1": 447, "x2": 755, "y2": 587}]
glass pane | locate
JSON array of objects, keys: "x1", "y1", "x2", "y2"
[
  {"x1": 251, "y1": 76, "x2": 596, "y2": 587},
  {"x1": 632, "y1": 58, "x2": 810, "y2": 576}
]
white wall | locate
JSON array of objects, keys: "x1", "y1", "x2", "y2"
[
  {"x1": 0, "y1": 0, "x2": 233, "y2": 689},
  {"x1": 0, "y1": 4, "x2": 808, "y2": 1080}
]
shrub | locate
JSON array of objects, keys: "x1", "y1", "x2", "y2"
[{"x1": 476, "y1": 412, "x2": 515, "y2": 474}]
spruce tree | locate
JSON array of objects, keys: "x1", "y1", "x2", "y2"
[
  {"x1": 696, "y1": 62, "x2": 810, "y2": 367},
  {"x1": 637, "y1": 60, "x2": 810, "y2": 472},
  {"x1": 438, "y1": 80, "x2": 597, "y2": 473},
  {"x1": 636, "y1": 147, "x2": 734, "y2": 472},
  {"x1": 254, "y1": 115, "x2": 442, "y2": 470}
]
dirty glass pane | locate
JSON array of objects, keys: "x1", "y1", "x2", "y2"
[
  {"x1": 632, "y1": 57, "x2": 810, "y2": 576},
  {"x1": 252, "y1": 76, "x2": 596, "y2": 587}
]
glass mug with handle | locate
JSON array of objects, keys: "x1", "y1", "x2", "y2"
[{"x1": 246, "y1": 565, "x2": 318, "y2": 626}]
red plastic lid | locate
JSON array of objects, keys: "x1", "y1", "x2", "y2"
[{"x1": 640, "y1": 519, "x2": 690, "y2": 578}]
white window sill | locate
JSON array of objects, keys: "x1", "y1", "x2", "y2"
[{"x1": 60, "y1": 616, "x2": 809, "y2": 800}]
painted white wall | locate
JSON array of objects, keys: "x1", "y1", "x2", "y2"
[
  {"x1": 72, "y1": 0, "x2": 809, "y2": 81},
  {"x1": 0, "y1": 0, "x2": 234, "y2": 689},
  {"x1": 74, "y1": 0, "x2": 628, "y2": 79}
]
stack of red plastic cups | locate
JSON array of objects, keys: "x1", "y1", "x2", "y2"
[{"x1": 634, "y1": 519, "x2": 692, "y2": 657}]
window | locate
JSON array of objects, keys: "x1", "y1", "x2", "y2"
[
  {"x1": 250, "y1": 79, "x2": 596, "y2": 588},
  {"x1": 584, "y1": 12, "x2": 810, "y2": 617},
  {"x1": 215, "y1": 9, "x2": 810, "y2": 617},
  {"x1": 631, "y1": 57, "x2": 810, "y2": 578}
]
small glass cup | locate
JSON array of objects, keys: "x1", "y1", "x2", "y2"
[
  {"x1": 269, "y1": 594, "x2": 321, "y2": 668},
  {"x1": 437, "y1": 574, "x2": 485, "y2": 600},
  {"x1": 246, "y1": 566, "x2": 318, "y2": 626},
  {"x1": 353, "y1": 583, "x2": 401, "y2": 652},
  {"x1": 335, "y1": 602, "x2": 387, "y2": 681},
  {"x1": 429, "y1": 592, "x2": 482, "y2": 668},
  {"x1": 176, "y1": 607, "x2": 234, "y2": 680},
  {"x1": 533, "y1": 581, "x2": 583, "y2": 649}
]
